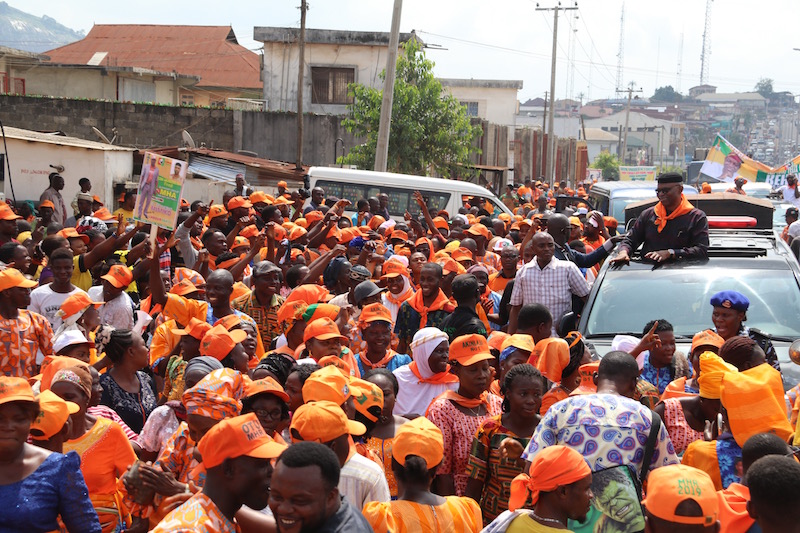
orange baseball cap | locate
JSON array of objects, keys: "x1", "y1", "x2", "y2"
[
  {"x1": 368, "y1": 215, "x2": 386, "y2": 230},
  {"x1": 240, "y1": 225, "x2": 260, "y2": 239},
  {"x1": 227, "y1": 196, "x2": 253, "y2": 210},
  {"x1": 169, "y1": 279, "x2": 199, "y2": 297},
  {"x1": 358, "y1": 303, "x2": 392, "y2": 327},
  {"x1": 58, "y1": 228, "x2": 89, "y2": 244},
  {"x1": 303, "y1": 317, "x2": 346, "y2": 344},
  {"x1": 302, "y1": 365, "x2": 351, "y2": 404},
  {"x1": 0, "y1": 268, "x2": 37, "y2": 292},
  {"x1": 200, "y1": 324, "x2": 248, "y2": 360},
  {"x1": 305, "y1": 210, "x2": 324, "y2": 225},
  {"x1": 277, "y1": 299, "x2": 308, "y2": 326},
  {"x1": 487, "y1": 331, "x2": 510, "y2": 352},
  {"x1": 58, "y1": 291, "x2": 102, "y2": 320},
  {"x1": 500, "y1": 334, "x2": 534, "y2": 354},
  {"x1": 466, "y1": 224, "x2": 490, "y2": 240},
  {"x1": 381, "y1": 260, "x2": 408, "y2": 279},
  {"x1": 245, "y1": 376, "x2": 290, "y2": 403},
  {"x1": 568, "y1": 216, "x2": 583, "y2": 229},
  {"x1": 0, "y1": 376, "x2": 36, "y2": 405},
  {"x1": 171, "y1": 317, "x2": 212, "y2": 340},
  {"x1": 101, "y1": 264, "x2": 133, "y2": 289},
  {"x1": 432, "y1": 216, "x2": 449, "y2": 231},
  {"x1": 92, "y1": 195, "x2": 104, "y2": 205},
  {"x1": 642, "y1": 464, "x2": 718, "y2": 526},
  {"x1": 289, "y1": 226, "x2": 308, "y2": 241},
  {"x1": 273, "y1": 196, "x2": 293, "y2": 206},
  {"x1": 571, "y1": 361, "x2": 600, "y2": 395},
  {"x1": 435, "y1": 256, "x2": 462, "y2": 276},
  {"x1": 691, "y1": 329, "x2": 724, "y2": 354},
  {"x1": 198, "y1": 412, "x2": 287, "y2": 469},
  {"x1": 348, "y1": 378, "x2": 383, "y2": 423},
  {"x1": 92, "y1": 207, "x2": 116, "y2": 222},
  {"x1": 392, "y1": 416, "x2": 444, "y2": 468},
  {"x1": 290, "y1": 400, "x2": 366, "y2": 443},
  {"x1": 214, "y1": 314, "x2": 243, "y2": 332},
  {"x1": 294, "y1": 217, "x2": 308, "y2": 228},
  {"x1": 603, "y1": 216, "x2": 618, "y2": 229},
  {"x1": 452, "y1": 247, "x2": 474, "y2": 262},
  {"x1": 30, "y1": 389, "x2": 79, "y2": 441},
  {"x1": 318, "y1": 355, "x2": 352, "y2": 376},
  {"x1": 0, "y1": 204, "x2": 20, "y2": 221},
  {"x1": 232, "y1": 236, "x2": 250, "y2": 249},
  {"x1": 208, "y1": 204, "x2": 228, "y2": 220},
  {"x1": 390, "y1": 230, "x2": 409, "y2": 242},
  {"x1": 249, "y1": 191, "x2": 270, "y2": 205},
  {"x1": 283, "y1": 284, "x2": 332, "y2": 307},
  {"x1": 449, "y1": 334, "x2": 495, "y2": 367},
  {"x1": 39, "y1": 200, "x2": 55, "y2": 210}
]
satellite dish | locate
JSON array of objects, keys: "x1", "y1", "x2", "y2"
[
  {"x1": 182, "y1": 130, "x2": 197, "y2": 149},
  {"x1": 92, "y1": 127, "x2": 112, "y2": 144}
]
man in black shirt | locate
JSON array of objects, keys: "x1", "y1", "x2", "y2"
[{"x1": 439, "y1": 274, "x2": 488, "y2": 341}]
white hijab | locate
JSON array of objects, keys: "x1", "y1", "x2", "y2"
[{"x1": 410, "y1": 327, "x2": 449, "y2": 378}]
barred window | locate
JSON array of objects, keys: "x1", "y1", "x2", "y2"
[{"x1": 311, "y1": 67, "x2": 355, "y2": 105}]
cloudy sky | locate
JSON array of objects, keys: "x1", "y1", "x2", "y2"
[{"x1": 17, "y1": 0, "x2": 800, "y2": 102}]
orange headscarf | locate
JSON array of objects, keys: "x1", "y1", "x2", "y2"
[
  {"x1": 182, "y1": 368, "x2": 244, "y2": 420},
  {"x1": 717, "y1": 483, "x2": 755, "y2": 533},
  {"x1": 509, "y1": 445, "x2": 591, "y2": 511},
  {"x1": 531, "y1": 338, "x2": 569, "y2": 381},
  {"x1": 407, "y1": 289, "x2": 452, "y2": 330},
  {"x1": 660, "y1": 377, "x2": 697, "y2": 401},
  {"x1": 653, "y1": 194, "x2": 695, "y2": 233},
  {"x1": 721, "y1": 367, "x2": 793, "y2": 447}
]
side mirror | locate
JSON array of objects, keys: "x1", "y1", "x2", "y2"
[
  {"x1": 789, "y1": 339, "x2": 800, "y2": 365},
  {"x1": 558, "y1": 312, "x2": 578, "y2": 338}
]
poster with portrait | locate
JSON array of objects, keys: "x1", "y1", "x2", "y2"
[
  {"x1": 133, "y1": 152, "x2": 187, "y2": 230},
  {"x1": 699, "y1": 134, "x2": 800, "y2": 188},
  {"x1": 568, "y1": 466, "x2": 646, "y2": 533}
]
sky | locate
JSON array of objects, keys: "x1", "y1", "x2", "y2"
[{"x1": 16, "y1": 0, "x2": 800, "y2": 103}]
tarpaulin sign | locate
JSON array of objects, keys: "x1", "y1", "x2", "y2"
[
  {"x1": 133, "y1": 152, "x2": 187, "y2": 230},
  {"x1": 619, "y1": 166, "x2": 656, "y2": 181}
]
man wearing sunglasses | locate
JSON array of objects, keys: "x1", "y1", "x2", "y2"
[{"x1": 610, "y1": 172, "x2": 708, "y2": 265}]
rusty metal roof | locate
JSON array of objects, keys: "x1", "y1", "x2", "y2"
[
  {"x1": 44, "y1": 25, "x2": 261, "y2": 90},
  {"x1": 186, "y1": 148, "x2": 308, "y2": 185}
]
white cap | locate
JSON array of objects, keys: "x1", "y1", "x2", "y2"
[
  {"x1": 53, "y1": 330, "x2": 91, "y2": 354},
  {"x1": 576, "y1": 207, "x2": 589, "y2": 216},
  {"x1": 493, "y1": 238, "x2": 514, "y2": 252}
]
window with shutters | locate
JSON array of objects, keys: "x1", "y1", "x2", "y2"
[{"x1": 311, "y1": 67, "x2": 355, "y2": 105}]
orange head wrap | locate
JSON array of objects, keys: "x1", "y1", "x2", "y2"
[
  {"x1": 509, "y1": 445, "x2": 591, "y2": 511},
  {"x1": 532, "y1": 337, "x2": 570, "y2": 382},
  {"x1": 182, "y1": 368, "x2": 245, "y2": 420}
]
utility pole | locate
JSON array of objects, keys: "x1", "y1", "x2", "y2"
[
  {"x1": 616, "y1": 82, "x2": 642, "y2": 165},
  {"x1": 541, "y1": 91, "x2": 547, "y2": 177},
  {"x1": 537, "y1": 2, "x2": 577, "y2": 186},
  {"x1": 295, "y1": 0, "x2": 307, "y2": 170},
  {"x1": 374, "y1": 0, "x2": 403, "y2": 173}
]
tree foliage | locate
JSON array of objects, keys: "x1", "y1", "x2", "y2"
[
  {"x1": 591, "y1": 151, "x2": 620, "y2": 181},
  {"x1": 340, "y1": 39, "x2": 482, "y2": 176},
  {"x1": 755, "y1": 78, "x2": 774, "y2": 98},
  {"x1": 651, "y1": 85, "x2": 683, "y2": 103}
]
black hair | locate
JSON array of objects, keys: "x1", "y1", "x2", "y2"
[
  {"x1": 83, "y1": 229, "x2": 101, "y2": 242},
  {"x1": 353, "y1": 404, "x2": 381, "y2": 437},
  {"x1": 79, "y1": 177, "x2": 90, "y2": 187},
  {"x1": 642, "y1": 319, "x2": 673, "y2": 335},
  {"x1": 201, "y1": 229, "x2": 224, "y2": 244},
  {"x1": 190, "y1": 200, "x2": 203, "y2": 212},
  {"x1": 356, "y1": 199, "x2": 369, "y2": 210},
  {"x1": 285, "y1": 264, "x2": 307, "y2": 289},
  {"x1": 261, "y1": 206, "x2": 280, "y2": 221},
  {"x1": 420, "y1": 262, "x2": 443, "y2": 279},
  {"x1": 276, "y1": 441, "x2": 341, "y2": 491},
  {"x1": 518, "y1": 303, "x2": 553, "y2": 330},
  {"x1": 364, "y1": 368, "x2": 399, "y2": 395},
  {"x1": 569, "y1": 239, "x2": 586, "y2": 253},
  {"x1": 451, "y1": 274, "x2": 479, "y2": 303},
  {"x1": 255, "y1": 353, "x2": 295, "y2": 385},
  {"x1": 177, "y1": 212, "x2": 190, "y2": 225},
  {"x1": 105, "y1": 329, "x2": 135, "y2": 364},
  {"x1": 48, "y1": 172, "x2": 61, "y2": 183},
  {"x1": 131, "y1": 232, "x2": 148, "y2": 248},
  {"x1": 501, "y1": 363, "x2": 545, "y2": 412},
  {"x1": 562, "y1": 332, "x2": 586, "y2": 379},
  {"x1": 289, "y1": 363, "x2": 321, "y2": 386},
  {"x1": 742, "y1": 432, "x2": 792, "y2": 474},
  {"x1": 0, "y1": 242, "x2": 21, "y2": 263},
  {"x1": 391, "y1": 455, "x2": 438, "y2": 487},
  {"x1": 41, "y1": 235, "x2": 68, "y2": 258},
  {"x1": 479, "y1": 216, "x2": 493, "y2": 229},
  {"x1": 50, "y1": 247, "x2": 74, "y2": 264},
  {"x1": 597, "y1": 351, "x2": 639, "y2": 381},
  {"x1": 745, "y1": 455, "x2": 800, "y2": 524},
  {"x1": 16, "y1": 220, "x2": 31, "y2": 233}
]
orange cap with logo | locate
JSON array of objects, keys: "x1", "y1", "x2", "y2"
[
  {"x1": 452, "y1": 247, "x2": 474, "y2": 262},
  {"x1": 0, "y1": 376, "x2": 36, "y2": 405},
  {"x1": 290, "y1": 400, "x2": 366, "y2": 443},
  {"x1": 390, "y1": 230, "x2": 409, "y2": 243},
  {"x1": 358, "y1": 303, "x2": 393, "y2": 329},
  {"x1": 642, "y1": 464, "x2": 718, "y2": 526},
  {"x1": 318, "y1": 355, "x2": 352, "y2": 376},
  {"x1": 487, "y1": 331, "x2": 510, "y2": 352},
  {"x1": 381, "y1": 260, "x2": 408, "y2": 279},
  {"x1": 170, "y1": 279, "x2": 199, "y2": 297},
  {"x1": 245, "y1": 376, "x2": 290, "y2": 403},
  {"x1": 0, "y1": 204, "x2": 20, "y2": 221},
  {"x1": 432, "y1": 216, "x2": 449, "y2": 231},
  {"x1": 58, "y1": 291, "x2": 103, "y2": 320},
  {"x1": 302, "y1": 365, "x2": 351, "y2": 404},
  {"x1": 691, "y1": 329, "x2": 724, "y2": 354},
  {"x1": 30, "y1": 389, "x2": 79, "y2": 441},
  {"x1": 466, "y1": 224, "x2": 490, "y2": 240},
  {"x1": 392, "y1": 416, "x2": 444, "y2": 468},
  {"x1": 248, "y1": 191, "x2": 270, "y2": 205},
  {"x1": 303, "y1": 317, "x2": 347, "y2": 344},
  {"x1": 101, "y1": 264, "x2": 133, "y2": 289},
  {"x1": 208, "y1": 204, "x2": 228, "y2": 220},
  {"x1": 0, "y1": 268, "x2": 37, "y2": 292},
  {"x1": 240, "y1": 225, "x2": 260, "y2": 239},
  {"x1": 198, "y1": 412, "x2": 287, "y2": 469},
  {"x1": 227, "y1": 196, "x2": 253, "y2": 210},
  {"x1": 283, "y1": 284, "x2": 332, "y2": 308},
  {"x1": 305, "y1": 210, "x2": 325, "y2": 225},
  {"x1": 171, "y1": 317, "x2": 212, "y2": 340},
  {"x1": 92, "y1": 207, "x2": 116, "y2": 222},
  {"x1": 368, "y1": 215, "x2": 386, "y2": 230},
  {"x1": 435, "y1": 256, "x2": 463, "y2": 276},
  {"x1": 348, "y1": 378, "x2": 384, "y2": 423},
  {"x1": 273, "y1": 196, "x2": 293, "y2": 206},
  {"x1": 289, "y1": 226, "x2": 308, "y2": 241},
  {"x1": 200, "y1": 324, "x2": 248, "y2": 360},
  {"x1": 58, "y1": 228, "x2": 89, "y2": 244},
  {"x1": 449, "y1": 334, "x2": 495, "y2": 367}
]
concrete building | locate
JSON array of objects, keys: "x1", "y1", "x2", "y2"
[
  {"x1": 695, "y1": 92, "x2": 767, "y2": 112},
  {"x1": 254, "y1": 27, "x2": 421, "y2": 115},
  {"x1": 583, "y1": 128, "x2": 620, "y2": 163},
  {"x1": 688, "y1": 84, "x2": 717, "y2": 99},
  {"x1": 439, "y1": 78, "x2": 522, "y2": 126},
  {"x1": 44, "y1": 25, "x2": 262, "y2": 108},
  {"x1": 0, "y1": 127, "x2": 134, "y2": 208},
  {"x1": 585, "y1": 111, "x2": 684, "y2": 166},
  {"x1": 0, "y1": 46, "x2": 47, "y2": 94}
]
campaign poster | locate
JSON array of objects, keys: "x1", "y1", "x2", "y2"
[
  {"x1": 133, "y1": 152, "x2": 187, "y2": 230},
  {"x1": 699, "y1": 135, "x2": 764, "y2": 184},
  {"x1": 587, "y1": 168, "x2": 603, "y2": 182},
  {"x1": 619, "y1": 166, "x2": 657, "y2": 181}
]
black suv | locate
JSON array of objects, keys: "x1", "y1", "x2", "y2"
[{"x1": 575, "y1": 195, "x2": 800, "y2": 392}]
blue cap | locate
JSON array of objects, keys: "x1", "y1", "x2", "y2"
[{"x1": 710, "y1": 291, "x2": 749, "y2": 311}]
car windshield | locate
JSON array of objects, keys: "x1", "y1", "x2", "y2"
[{"x1": 584, "y1": 267, "x2": 800, "y2": 338}]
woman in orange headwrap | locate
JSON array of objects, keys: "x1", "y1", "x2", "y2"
[{"x1": 537, "y1": 333, "x2": 592, "y2": 415}]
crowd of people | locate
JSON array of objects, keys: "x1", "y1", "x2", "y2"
[{"x1": 0, "y1": 169, "x2": 799, "y2": 533}]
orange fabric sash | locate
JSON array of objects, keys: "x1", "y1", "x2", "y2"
[
  {"x1": 358, "y1": 349, "x2": 397, "y2": 371},
  {"x1": 385, "y1": 286, "x2": 414, "y2": 306},
  {"x1": 717, "y1": 483, "x2": 755, "y2": 533},
  {"x1": 408, "y1": 289, "x2": 452, "y2": 330},
  {"x1": 439, "y1": 389, "x2": 489, "y2": 409},
  {"x1": 653, "y1": 194, "x2": 695, "y2": 233},
  {"x1": 409, "y1": 361, "x2": 459, "y2": 385}
]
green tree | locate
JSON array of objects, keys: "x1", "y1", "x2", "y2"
[
  {"x1": 340, "y1": 39, "x2": 482, "y2": 176},
  {"x1": 755, "y1": 78, "x2": 774, "y2": 98},
  {"x1": 591, "y1": 151, "x2": 620, "y2": 181},
  {"x1": 652, "y1": 85, "x2": 683, "y2": 103}
]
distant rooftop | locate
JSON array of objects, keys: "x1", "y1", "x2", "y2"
[
  {"x1": 696, "y1": 92, "x2": 766, "y2": 102},
  {"x1": 254, "y1": 27, "x2": 422, "y2": 47},
  {"x1": 439, "y1": 79, "x2": 523, "y2": 90},
  {"x1": 1, "y1": 126, "x2": 134, "y2": 152}
]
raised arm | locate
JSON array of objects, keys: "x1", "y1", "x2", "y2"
[
  {"x1": 301, "y1": 245, "x2": 346, "y2": 285},
  {"x1": 83, "y1": 218, "x2": 141, "y2": 270},
  {"x1": 413, "y1": 191, "x2": 444, "y2": 242},
  {"x1": 227, "y1": 233, "x2": 265, "y2": 281}
]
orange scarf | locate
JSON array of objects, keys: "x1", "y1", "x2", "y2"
[
  {"x1": 385, "y1": 286, "x2": 414, "y2": 306},
  {"x1": 438, "y1": 389, "x2": 490, "y2": 409},
  {"x1": 717, "y1": 483, "x2": 755, "y2": 533},
  {"x1": 409, "y1": 361, "x2": 459, "y2": 385},
  {"x1": 408, "y1": 289, "x2": 452, "y2": 329},
  {"x1": 653, "y1": 195, "x2": 694, "y2": 233},
  {"x1": 358, "y1": 349, "x2": 397, "y2": 371}
]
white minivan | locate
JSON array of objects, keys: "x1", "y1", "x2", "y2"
[{"x1": 307, "y1": 167, "x2": 513, "y2": 220}]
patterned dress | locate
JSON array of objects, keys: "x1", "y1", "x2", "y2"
[
  {"x1": 152, "y1": 492, "x2": 240, "y2": 533},
  {"x1": 99, "y1": 371, "x2": 158, "y2": 434},
  {"x1": 0, "y1": 310, "x2": 54, "y2": 377},
  {"x1": 661, "y1": 398, "x2": 703, "y2": 455},
  {"x1": 366, "y1": 436, "x2": 399, "y2": 498},
  {"x1": 426, "y1": 394, "x2": 503, "y2": 496},
  {"x1": 466, "y1": 415, "x2": 532, "y2": 524}
]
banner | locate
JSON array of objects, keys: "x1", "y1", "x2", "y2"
[
  {"x1": 586, "y1": 168, "x2": 602, "y2": 182},
  {"x1": 619, "y1": 166, "x2": 657, "y2": 181},
  {"x1": 133, "y1": 152, "x2": 187, "y2": 230},
  {"x1": 700, "y1": 134, "x2": 800, "y2": 188}
]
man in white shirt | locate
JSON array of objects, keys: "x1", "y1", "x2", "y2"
[
  {"x1": 88, "y1": 264, "x2": 135, "y2": 330},
  {"x1": 29, "y1": 247, "x2": 88, "y2": 332},
  {"x1": 777, "y1": 174, "x2": 800, "y2": 208}
]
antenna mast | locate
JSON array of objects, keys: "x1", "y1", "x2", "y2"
[
  {"x1": 615, "y1": 2, "x2": 625, "y2": 91},
  {"x1": 676, "y1": 31, "x2": 684, "y2": 92},
  {"x1": 700, "y1": 0, "x2": 713, "y2": 84}
]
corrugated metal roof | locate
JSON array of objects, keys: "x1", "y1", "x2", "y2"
[
  {"x1": 1, "y1": 126, "x2": 134, "y2": 151},
  {"x1": 44, "y1": 25, "x2": 261, "y2": 90},
  {"x1": 186, "y1": 149, "x2": 307, "y2": 187}
]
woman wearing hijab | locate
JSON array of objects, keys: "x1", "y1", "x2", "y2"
[
  {"x1": 380, "y1": 259, "x2": 414, "y2": 324},
  {"x1": 0, "y1": 376, "x2": 101, "y2": 533},
  {"x1": 392, "y1": 328, "x2": 459, "y2": 417}
]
